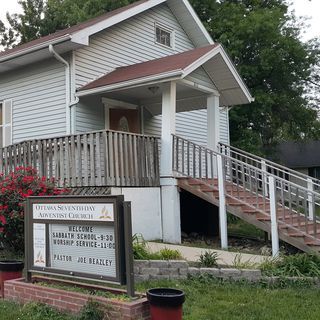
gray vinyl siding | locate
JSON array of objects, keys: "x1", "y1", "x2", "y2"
[
  {"x1": 144, "y1": 108, "x2": 230, "y2": 146},
  {"x1": 219, "y1": 108, "x2": 230, "y2": 145},
  {"x1": 74, "y1": 3, "x2": 195, "y2": 88},
  {"x1": 0, "y1": 59, "x2": 66, "y2": 142},
  {"x1": 76, "y1": 96, "x2": 105, "y2": 133},
  {"x1": 185, "y1": 68, "x2": 217, "y2": 91}
]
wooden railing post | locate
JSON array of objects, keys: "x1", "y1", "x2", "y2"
[
  {"x1": 217, "y1": 154, "x2": 228, "y2": 250},
  {"x1": 268, "y1": 175, "x2": 279, "y2": 258}
]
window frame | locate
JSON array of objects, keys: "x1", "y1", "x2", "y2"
[
  {"x1": 0, "y1": 99, "x2": 13, "y2": 148},
  {"x1": 154, "y1": 22, "x2": 175, "y2": 50}
]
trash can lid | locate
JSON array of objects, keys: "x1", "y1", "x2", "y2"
[
  {"x1": 147, "y1": 288, "x2": 185, "y2": 307},
  {"x1": 0, "y1": 261, "x2": 24, "y2": 272}
]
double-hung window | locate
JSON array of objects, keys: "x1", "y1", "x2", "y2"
[{"x1": 0, "y1": 100, "x2": 13, "y2": 148}]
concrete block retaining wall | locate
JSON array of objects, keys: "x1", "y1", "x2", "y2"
[{"x1": 134, "y1": 260, "x2": 262, "y2": 282}]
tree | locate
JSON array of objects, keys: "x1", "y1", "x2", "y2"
[
  {"x1": 1, "y1": 0, "x2": 320, "y2": 155},
  {"x1": 190, "y1": 0, "x2": 320, "y2": 155},
  {"x1": 0, "y1": 0, "x2": 135, "y2": 49}
]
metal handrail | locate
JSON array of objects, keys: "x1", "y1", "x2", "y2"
[
  {"x1": 173, "y1": 134, "x2": 320, "y2": 242},
  {"x1": 218, "y1": 142, "x2": 320, "y2": 190}
]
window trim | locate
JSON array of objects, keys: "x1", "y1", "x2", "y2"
[
  {"x1": 154, "y1": 22, "x2": 175, "y2": 50},
  {"x1": 0, "y1": 99, "x2": 13, "y2": 148}
]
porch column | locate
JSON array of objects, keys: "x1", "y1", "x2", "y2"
[
  {"x1": 207, "y1": 94, "x2": 220, "y2": 151},
  {"x1": 160, "y1": 81, "x2": 176, "y2": 177},
  {"x1": 160, "y1": 82, "x2": 181, "y2": 243}
]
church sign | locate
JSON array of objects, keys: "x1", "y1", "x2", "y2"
[{"x1": 25, "y1": 196, "x2": 133, "y2": 290}]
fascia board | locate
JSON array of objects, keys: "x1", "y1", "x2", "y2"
[
  {"x1": 0, "y1": 35, "x2": 72, "y2": 63},
  {"x1": 180, "y1": 0, "x2": 214, "y2": 45},
  {"x1": 182, "y1": 45, "x2": 254, "y2": 103},
  {"x1": 71, "y1": 0, "x2": 167, "y2": 43},
  {"x1": 76, "y1": 70, "x2": 183, "y2": 97}
]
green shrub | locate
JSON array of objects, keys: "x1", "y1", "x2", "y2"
[
  {"x1": 260, "y1": 253, "x2": 320, "y2": 277},
  {"x1": 20, "y1": 302, "x2": 71, "y2": 320},
  {"x1": 132, "y1": 233, "x2": 152, "y2": 260},
  {"x1": 132, "y1": 234, "x2": 182, "y2": 260},
  {"x1": 157, "y1": 248, "x2": 182, "y2": 260},
  {"x1": 232, "y1": 253, "x2": 258, "y2": 269},
  {"x1": 198, "y1": 251, "x2": 219, "y2": 267},
  {"x1": 77, "y1": 301, "x2": 104, "y2": 320}
]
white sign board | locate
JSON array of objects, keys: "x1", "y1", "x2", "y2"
[
  {"x1": 49, "y1": 224, "x2": 116, "y2": 277},
  {"x1": 33, "y1": 203, "x2": 114, "y2": 222}
]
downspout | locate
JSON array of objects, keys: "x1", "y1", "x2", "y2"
[{"x1": 49, "y1": 44, "x2": 79, "y2": 134}]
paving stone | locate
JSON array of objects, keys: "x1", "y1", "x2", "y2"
[
  {"x1": 140, "y1": 268, "x2": 159, "y2": 276},
  {"x1": 134, "y1": 275, "x2": 150, "y2": 282},
  {"x1": 159, "y1": 268, "x2": 179, "y2": 276},
  {"x1": 241, "y1": 269, "x2": 262, "y2": 281},
  {"x1": 187, "y1": 267, "x2": 200, "y2": 276},
  {"x1": 220, "y1": 268, "x2": 241, "y2": 279},
  {"x1": 168, "y1": 261, "x2": 188, "y2": 268},
  {"x1": 200, "y1": 268, "x2": 220, "y2": 277},
  {"x1": 179, "y1": 268, "x2": 188, "y2": 275},
  {"x1": 149, "y1": 260, "x2": 169, "y2": 268},
  {"x1": 134, "y1": 260, "x2": 150, "y2": 268}
]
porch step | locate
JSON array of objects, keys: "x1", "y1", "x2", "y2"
[{"x1": 178, "y1": 177, "x2": 320, "y2": 254}]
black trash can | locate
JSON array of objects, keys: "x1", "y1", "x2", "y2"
[
  {"x1": 0, "y1": 260, "x2": 24, "y2": 297},
  {"x1": 147, "y1": 288, "x2": 185, "y2": 320}
]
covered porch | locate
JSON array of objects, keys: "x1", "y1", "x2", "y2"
[{"x1": 0, "y1": 44, "x2": 252, "y2": 243}]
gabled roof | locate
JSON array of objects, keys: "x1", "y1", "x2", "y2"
[
  {"x1": 77, "y1": 44, "x2": 254, "y2": 106},
  {"x1": 79, "y1": 44, "x2": 218, "y2": 91},
  {"x1": 0, "y1": 0, "x2": 148, "y2": 60},
  {"x1": 0, "y1": 0, "x2": 213, "y2": 72}
]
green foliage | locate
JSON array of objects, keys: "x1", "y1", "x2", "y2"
[
  {"x1": 190, "y1": 0, "x2": 320, "y2": 155},
  {"x1": 132, "y1": 234, "x2": 182, "y2": 260},
  {"x1": 77, "y1": 300, "x2": 104, "y2": 320},
  {"x1": 232, "y1": 254, "x2": 258, "y2": 269},
  {"x1": 198, "y1": 250, "x2": 219, "y2": 267},
  {"x1": 260, "y1": 253, "x2": 320, "y2": 277},
  {"x1": 157, "y1": 248, "x2": 182, "y2": 260},
  {"x1": 0, "y1": 0, "x2": 137, "y2": 49},
  {"x1": 0, "y1": 167, "x2": 69, "y2": 253},
  {"x1": 137, "y1": 276, "x2": 320, "y2": 320},
  {"x1": 20, "y1": 302, "x2": 73, "y2": 320}
]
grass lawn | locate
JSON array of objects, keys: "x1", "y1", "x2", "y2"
[
  {"x1": 1, "y1": 277, "x2": 320, "y2": 319},
  {"x1": 137, "y1": 277, "x2": 320, "y2": 320}
]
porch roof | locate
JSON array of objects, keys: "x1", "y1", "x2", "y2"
[{"x1": 76, "y1": 44, "x2": 254, "y2": 107}]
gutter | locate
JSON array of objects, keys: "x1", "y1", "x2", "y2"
[
  {"x1": 49, "y1": 44, "x2": 79, "y2": 134},
  {"x1": 76, "y1": 70, "x2": 183, "y2": 97},
  {"x1": 0, "y1": 35, "x2": 71, "y2": 63}
]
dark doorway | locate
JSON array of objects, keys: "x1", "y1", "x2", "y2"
[{"x1": 180, "y1": 190, "x2": 219, "y2": 237}]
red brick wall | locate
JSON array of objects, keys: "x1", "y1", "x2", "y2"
[{"x1": 4, "y1": 278, "x2": 150, "y2": 320}]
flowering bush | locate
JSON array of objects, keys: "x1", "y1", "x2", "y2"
[{"x1": 0, "y1": 167, "x2": 69, "y2": 252}]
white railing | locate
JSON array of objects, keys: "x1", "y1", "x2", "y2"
[
  {"x1": 218, "y1": 142, "x2": 320, "y2": 191},
  {"x1": 173, "y1": 135, "x2": 320, "y2": 256}
]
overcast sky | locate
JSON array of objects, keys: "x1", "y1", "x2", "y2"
[{"x1": 0, "y1": 0, "x2": 319, "y2": 40}]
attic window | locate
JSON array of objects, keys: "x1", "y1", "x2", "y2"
[{"x1": 155, "y1": 23, "x2": 174, "y2": 48}]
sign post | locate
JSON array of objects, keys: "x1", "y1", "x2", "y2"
[{"x1": 25, "y1": 195, "x2": 134, "y2": 297}]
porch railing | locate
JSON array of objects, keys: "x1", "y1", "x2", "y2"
[
  {"x1": 0, "y1": 130, "x2": 160, "y2": 188},
  {"x1": 173, "y1": 134, "x2": 320, "y2": 254}
]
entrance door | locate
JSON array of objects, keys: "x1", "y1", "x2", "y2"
[{"x1": 109, "y1": 108, "x2": 141, "y2": 134}]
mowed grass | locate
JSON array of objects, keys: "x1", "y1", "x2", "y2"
[
  {"x1": 0, "y1": 301, "x2": 76, "y2": 320},
  {"x1": 137, "y1": 277, "x2": 320, "y2": 320},
  {"x1": 1, "y1": 277, "x2": 320, "y2": 319}
]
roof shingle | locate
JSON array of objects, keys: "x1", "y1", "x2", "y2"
[{"x1": 78, "y1": 43, "x2": 219, "y2": 92}]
